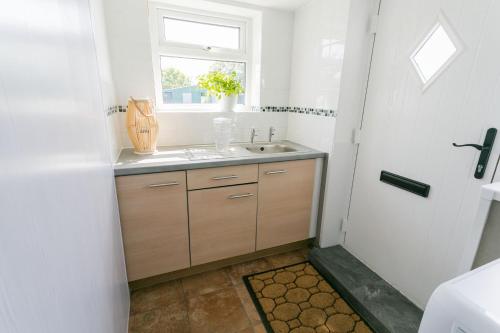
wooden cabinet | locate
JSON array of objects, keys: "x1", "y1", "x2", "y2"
[
  {"x1": 256, "y1": 159, "x2": 316, "y2": 250},
  {"x1": 115, "y1": 158, "x2": 318, "y2": 281},
  {"x1": 189, "y1": 184, "x2": 258, "y2": 266},
  {"x1": 116, "y1": 171, "x2": 190, "y2": 281},
  {"x1": 187, "y1": 164, "x2": 258, "y2": 190}
]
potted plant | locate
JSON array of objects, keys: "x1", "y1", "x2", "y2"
[{"x1": 197, "y1": 71, "x2": 244, "y2": 112}]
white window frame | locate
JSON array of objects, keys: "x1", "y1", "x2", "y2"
[{"x1": 149, "y1": 3, "x2": 252, "y2": 111}]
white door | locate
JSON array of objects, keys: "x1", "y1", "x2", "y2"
[
  {"x1": 345, "y1": 0, "x2": 500, "y2": 308},
  {"x1": 493, "y1": 156, "x2": 500, "y2": 182}
]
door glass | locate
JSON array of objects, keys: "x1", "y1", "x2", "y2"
[{"x1": 411, "y1": 17, "x2": 461, "y2": 86}]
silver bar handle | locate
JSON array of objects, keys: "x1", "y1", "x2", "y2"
[
  {"x1": 212, "y1": 175, "x2": 239, "y2": 180},
  {"x1": 147, "y1": 182, "x2": 180, "y2": 188},
  {"x1": 264, "y1": 170, "x2": 288, "y2": 175},
  {"x1": 228, "y1": 193, "x2": 255, "y2": 200}
]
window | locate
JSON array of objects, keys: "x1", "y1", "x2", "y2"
[
  {"x1": 163, "y1": 18, "x2": 240, "y2": 50},
  {"x1": 160, "y1": 56, "x2": 245, "y2": 105},
  {"x1": 410, "y1": 14, "x2": 463, "y2": 89},
  {"x1": 149, "y1": 4, "x2": 250, "y2": 109}
]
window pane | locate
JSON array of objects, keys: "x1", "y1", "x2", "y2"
[
  {"x1": 164, "y1": 17, "x2": 240, "y2": 49},
  {"x1": 413, "y1": 24, "x2": 457, "y2": 83},
  {"x1": 160, "y1": 56, "x2": 246, "y2": 105}
]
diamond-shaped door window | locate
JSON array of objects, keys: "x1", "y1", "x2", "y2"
[{"x1": 411, "y1": 14, "x2": 463, "y2": 89}]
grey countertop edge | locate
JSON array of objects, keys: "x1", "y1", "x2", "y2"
[{"x1": 114, "y1": 150, "x2": 327, "y2": 177}]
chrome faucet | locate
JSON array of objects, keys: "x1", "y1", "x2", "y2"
[
  {"x1": 268, "y1": 126, "x2": 275, "y2": 143},
  {"x1": 250, "y1": 128, "x2": 258, "y2": 144}
]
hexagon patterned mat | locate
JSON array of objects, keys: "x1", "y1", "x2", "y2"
[{"x1": 243, "y1": 261, "x2": 374, "y2": 333}]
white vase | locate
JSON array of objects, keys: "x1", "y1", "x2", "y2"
[{"x1": 219, "y1": 94, "x2": 237, "y2": 112}]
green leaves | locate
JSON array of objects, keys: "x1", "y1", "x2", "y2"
[
  {"x1": 197, "y1": 71, "x2": 244, "y2": 99},
  {"x1": 161, "y1": 67, "x2": 191, "y2": 89}
]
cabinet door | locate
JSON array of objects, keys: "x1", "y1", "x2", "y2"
[
  {"x1": 189, "y1": 184, "x2": 257, "y2": 266},
  {"x1": 257, "y1": 159, "x2": 315, "y2": 250},
  {"x1": 116, "y1": 172, "x2": 189, "y2": 281}
]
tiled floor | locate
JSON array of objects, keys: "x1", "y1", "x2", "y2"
[
  {"x1": 310, "y1": 246, "x2": 423, "y2": 333},
  {"x1": 128, "y1": 248, "x2": 310, "y2": 333}
]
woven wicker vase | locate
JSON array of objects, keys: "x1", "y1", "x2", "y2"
[{"x1": 126, "y1": 98, "x2": 159, "y2": 155}]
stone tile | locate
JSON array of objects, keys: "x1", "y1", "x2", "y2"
[
  {"x1": 235, "y1": 283, "x2": 262, "y2": 324},
  {"x1": 226, "y1": 259, "x2": 274, "y2": 285},
  {"x1": 266, "y1": 250, "x2": 308, "y2": 268},
  {"x1": 252, "y1": 323, "x2": 267, "y2": 333},
  {"x1": 310, "y1": 246, "x2": 423, "y2": 333},
  {"x1": 188, "y1": 287, "x2": 251, "y2": 333},
  {"x1": 238, "y1": 323, "x2": 267, "y2": 333},
  {"x1": 182, "y1": 269, "x2": 232, "y2": 298},
  {"x1": 128, "y1": 302, "x2": 189, "y2": 333},
  {"x1": 351, "y1": 280, "x2": 421, "y2": 332},
  {"x1": 130, "y1": 280, "x2": 185, "y2": 315}
]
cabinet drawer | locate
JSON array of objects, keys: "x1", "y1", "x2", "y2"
[
  {"x1": 189, "y1": 184, "x2": 257, "y2": 266},
  {"x1": 116, "y1": 171, "x2": 190, "y2": 281},
  {"x1": 257, "y1": 159, "x2": 315, "y2": 250},
  {"x1": 187, "y1": 164, "x2": 258, "y2": 190}
]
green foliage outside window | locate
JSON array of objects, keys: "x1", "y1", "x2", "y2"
[
  {"x1": 161, "y1": 68, "x2": 191, "y2": 89},
  {"x1": 197, "y1": 71, "x2": 245, "y2": 99}
]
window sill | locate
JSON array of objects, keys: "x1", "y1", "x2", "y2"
[{"x1": 155, "y1": 105, "x2": 255, "y2": 113}]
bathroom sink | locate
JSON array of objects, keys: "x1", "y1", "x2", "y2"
[{"x1": 244, "y1": 143, "x2": 298, "y2": 154}]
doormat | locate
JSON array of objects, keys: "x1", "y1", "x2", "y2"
[{"x1": 243, "y1": 261, "x2": 374, "y2": 333}]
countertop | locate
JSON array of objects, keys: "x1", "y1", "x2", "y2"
[{"x1": 114, "y1": 140, "x2": 327, "y2": 176}]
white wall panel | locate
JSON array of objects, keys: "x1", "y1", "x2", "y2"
[
  {"x1": 319, "y1": 0, "x2": 380, "y2": 247},
  {"x1": 287, "y1": 0, "x2": 379, "y2": 248},
  {"x1": 0, "y1": 1, "x2": 129, "y2": 332},
  {"x1": 289, "y1": 0, "x2": 351, "y2": 111}
]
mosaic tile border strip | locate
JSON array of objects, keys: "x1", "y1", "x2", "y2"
[
  {"x1": 106, "y1": 105, "x2": 337, "y2": 117},
  {"x1": 252, "y1": 106, "x2": 337, "y2": 117},
  {"x1": 106, "y1": 105, "x2": 127, "y2": 117}
]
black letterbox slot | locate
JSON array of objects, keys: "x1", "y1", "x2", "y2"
[{"x1": 380, "y1": 171, "x2": 430, "y2": 198}]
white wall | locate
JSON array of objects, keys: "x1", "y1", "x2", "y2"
[
  {"x1": 103, "y1": 0, "x2": 293, "y2": 105},
  {"x1": 89, "y1": 0, "x2": 122, "y2": 161},
  {"x1": 0, "y1": 1, "x2": 129, "y2": 332},
  {"x1": 116, "y1": 111, "x2": 288, "y2": 148},
  {"x1": 289, "y1": 0, "x2": 351, "y2": 111},
  {"x1": 103, "y1": 0, "x2": 294, "y2": 151},
  {"x1": 260, "y1": 9, "x2": 294, "y2": 106},
  {"x1": 494, "y1": 155, "x2": 500, "y2": 182},
  {"x1": 103, "y1": 0, "x2": 154, "y2": 103},
  {"x1": 473, "y1": 202, "x2": 500, "y2": 268},
  {"x1": 287, "y1": 114, "x2": 336, "y2": 153}
]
